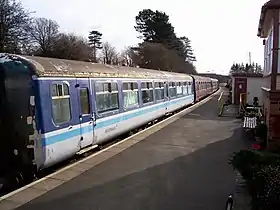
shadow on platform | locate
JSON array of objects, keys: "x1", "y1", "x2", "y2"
[{"x1": 17, "y1": 127, "x2": 250, "y2": 210}]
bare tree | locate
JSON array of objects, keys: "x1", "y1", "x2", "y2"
[
  {"x1": 120, "y1": 47, "x2": 137, "y2": 67},
  {"x1": 0, "y1": 0, "x2": 32, "y2": 53},
  {"x1": 111, "y1": 53, "x2": 121, "y2": 65},
  {"x1": 101, "y1": 42, "x2": 118, "y2": 65},
  {"x1": 51, "y1": 33, "x2": 91, "y2": 61},
  {"x1": 27, "y1": 17, "x2": 59, "y2": 56}
]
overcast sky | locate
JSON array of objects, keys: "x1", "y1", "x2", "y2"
[{"x1": 21, "y1": 0, "x2": 268, "y2": 75}]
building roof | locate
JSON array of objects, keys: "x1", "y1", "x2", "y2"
[{"x1": 257, "y1": 0, "x2": 280, "y2": 38}]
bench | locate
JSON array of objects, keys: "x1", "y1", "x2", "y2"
[{"x1": 243, "y1": 117, "x2": 257, "y2": 129}]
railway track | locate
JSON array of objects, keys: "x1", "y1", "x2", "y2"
[{"x1": 0, "y1": 93, "x2": 215, "y2": 198}]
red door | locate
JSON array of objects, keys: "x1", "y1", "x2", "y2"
[{"x1": 234, "y1": 78, "x2": 247, "y2": 105}]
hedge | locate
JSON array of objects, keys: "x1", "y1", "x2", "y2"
[{"x1": 229, "y1": 150, "x2": 280, "y2": 210}]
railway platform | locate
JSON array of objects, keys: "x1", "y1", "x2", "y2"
[{"x1": 0, "y1": 89, "x2": 250, "y2": 210}]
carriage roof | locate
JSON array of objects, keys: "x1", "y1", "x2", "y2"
[
  {"x1": 191, "y1": 75, "x2": 212, "y2": 82},
  {"x1": 210, "y1": 78, "x2": 218, "y2": 82},
  {"x1": 0, "y1": 53, "x2": 196, "y2": 81}
]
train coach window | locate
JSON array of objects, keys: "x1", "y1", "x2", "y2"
[
  {"x1": 176, "y1": 82, "x2": 183, "y2": 96},
  {"x1": 155, "y1": 82, "x2": 164, "y2": 101},
  {"x1": 141, "y1": 82, "x2": 154, "y2": 104},
  {"x1": 169, "y1": 82, "x2": 176, "y2": 98},
  {"x1": 95, "y1": 82, "x2": 119, "y2": 113},
  {"x1": 123, "y1": 82, "x2": 139, "y2": 109},
  {"x1": 51, "y1": 83, "x2": 71, "y2": 124},
  {"x1": 188, "y1": 82, "x2": 193, "y2": 94},
  {"x1": 79, "y1": 88, "x2": 90, "y2": 115},
  {"x1": 182, "y1": 82, "x2": 188, "y2": 95}
]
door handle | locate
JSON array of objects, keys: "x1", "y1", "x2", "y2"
[
  {"x1": 89, "y1": 121, "x2": 93, "y2": 124},
  {"x1": 68, "y1": 126, "x2": 73, "y2": 130}
]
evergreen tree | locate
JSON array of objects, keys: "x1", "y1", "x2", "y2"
[
  {"x1": 135, "y1": 9, "x2": 175, "y2": 44},
  {"x1": 88, "y1": 30, "x2": 102, "y2": 63},
  {"x1": 134, "y1": 9, "x2": 197, "y2": 73},
  {"x1": 230, "y1": 63, "x2": 238, "y2": 74},
  {"x1": 240, "y1": 63, "x2": 245, "y2": 72},
  {"x1": 179, "y1": 36, "x2": 196, "y2": 62},
  {"x1": 230, "y1": 62, "x2": 263, "y2": 74},
  {"x1": 255, "y1": 63, "x2": 263, "y2": 73},
  {"x1": 135, "y1": 9, "x2": 185, "y2": 59},
  {"x1": 245, "y1": 63, "x2": 250, "y2": 73},
  {"x1": 130, "y1": 42, "x2": 197, "y2": 74}
]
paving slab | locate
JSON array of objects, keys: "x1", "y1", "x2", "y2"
[
  {"x1": 0, "y1": 199, "x2": 21, "y2": 210},
  {"x1": 31, "y1": 178, "x2": 64, "y2": 191}
]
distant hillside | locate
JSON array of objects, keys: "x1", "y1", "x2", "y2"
[{"x1": 197, "y1": 73, "x2": 230, "y2": 83}]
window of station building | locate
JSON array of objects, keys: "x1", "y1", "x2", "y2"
[
  {"x1": 155, "y1": 82, "x2": 164, "y2": 101},
  {"x1": 123, "y1": 82, "x2": 139, "y2": 109},
  {"x1": 95, "y1": 82, "x2": 119, "y2": 114},
  {"x1": 79, "y1": 88, "x2": 90, "y2": 115},
  {"x1": 169, "y1": 82, "x2": 176, "y2": 98},
  {"x1": 51, "y1": 83, "x2": 71, "y2": 124},
  {"x1": 141, "y1": 82, "x2": 154, "y2": 104},
  {"x1": 182, "y1": 82, "x2": 188, "y2": 95},
  {"x1": 176, "y1": 82, "x2": 183, "y2": 96}
]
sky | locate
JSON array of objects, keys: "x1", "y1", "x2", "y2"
[{"x1": 21, "y1": 0, "x2": 268, "y2": 75}]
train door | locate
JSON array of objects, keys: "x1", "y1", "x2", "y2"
[
  {"x1": 164, "y1": 81, "x2": 170, "y2": 113},
  {"x1": 76, "y1": 79, "x2": 95, "y2": 149},
  {"x1": 195, "y1": 81, "x2": 199, "y2": 101}
]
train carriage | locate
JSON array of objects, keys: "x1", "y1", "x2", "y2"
[
  {"x1": 191, "y1": 75, "x2": 212, "y2": 101},
  {"x1": 210, "y1": 78, "x2": 219, "y2": 94},
  {"x1": 0, "y1": 53, "x2": 219, "y2": 190},
  {"x1": 1, "y1": 54, "x2": 213, "y2": 188}
]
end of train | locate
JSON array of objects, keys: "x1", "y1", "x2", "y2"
[{"x1": 0, "y1": 54, "x2": 37, "y2": 191}]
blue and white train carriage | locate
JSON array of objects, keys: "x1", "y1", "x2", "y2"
[{"x1": 0, "y1": 53, "x2": 202, "y2": 186}]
